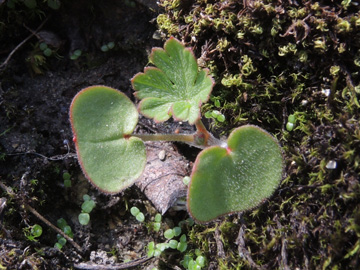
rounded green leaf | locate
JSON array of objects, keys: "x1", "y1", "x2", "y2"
[
  {"x1": 81, "y1": 200, "x2": 95, "y2": 213},
  {"x1": 156, "y1": 243, "x2": 168, "y2": 251},
  {"x1": 196, "y1": 255, "x2": 205, "y2": 267},
  {"x1": 286, "y1": 122, "x2": 294, "y2": 131},
  {"x1": 130, "y1": 206, "x2": 140, "y2": 216},
  {"x1": 54, "y1": 242, "x2": 63, "y2": 250},
  {"x1": 63, "y1": 225, "x2": 72, "y2": 236},
  {"x1": 31, "y1": 224, "x2": 42, "y2": 238},
  {"x1": 78, "y1": 213, "x2": 90, "y2": 225},
  {"x1": 107, "y1": 42, "x2": 115, "y2": 49},
  {"x1": 179, "y1": 234, "x2": 187, "y2": 243},
  {"x1": 58, "y1": 237, "x2": 67, "y2": 246},
  {"x1": 131, "y1": 37, "x2": 214, "y2": 124},
  {"x1": 64, "y1": 179, "x2": 72, "y2": 188},
  {"x1": 43, "y1": 48, "x2": 52, "y2": 57},
  {"x1": 187, "y1": 125, "x2": 283, "y2": 223},
  {"x1": 169, "y1": 239, "x2": 178, "y2": 249},
  {"x1": 57, "y1": 218, "x2": 67, "y2": 230},
  {"x1": 153, "y1": 222, "x2": 161, "y2": 232},
  {"x1": 177, "y1": 242, "x2": 187, "y2": 252},
  {"x1": 39, "y1": 42, "x2": 48, "y2": 51},
  {"x1": 288, "y1": 114, "x2": 296, "y2": 123},
  {"x1": 147, "y1": 241, "x2": 155, "y2": 257},
  {"x1": 101, "y1": 45, "x2": 109, "y2": 52},
  {"x1": 154, "y1": 213, "x2": 162, "y2": 222},
  {"x1": 164, "y1": 229, "x2": 175, "y2": 239},
  {"x1": 63, "y1": 172, "x2": 71, "y2": 180},
  {"x1": 173, "y1": 226, "x2": 181, "y2": 236},
  {"x1": 136, "y1": 212, "x2": 145, "y2": 222},
  {"x1": 70, "y1": 86, "x2": 146, "y2": 193}
]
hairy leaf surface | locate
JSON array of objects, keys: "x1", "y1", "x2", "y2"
[
  {"x1": 132, "y1": 37, "x2": 213, "y2": 124},
  {"x1": 187, "y1": 125, "x2": 283, "y2": 223},
  {"x1": 70, "y1": 86, "x2": 146, "y2": 193}
]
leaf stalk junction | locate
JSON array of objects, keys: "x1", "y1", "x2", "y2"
[{"x1": 132, "y1": 120, "x2": 226, "y2": 149}]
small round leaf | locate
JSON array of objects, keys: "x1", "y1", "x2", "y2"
[
  {"x1": 288, "y1": 114, "x2": 296, "y2": 123},
  {"x1": 153, "y1": 222, "x2": 161, "y2": 232},
  {"x1": 78, "y1": 213, "x2": 90, "y2": 225},
  {"x1": 154, "y1": 213, "x2": 162, "y2": 222},
  {"x1": 173, "y1": 226, "x2": 181, "y2": 236},
  {"x1": 286, "y1": 122, "x2": 294, "y2": 131},
  {"x1": 81, "y1": 200, "x2": 95, "y2": 213},
  {"x1": 169, "y1": 239, "x2": 178, "y2": 249},
  {"x1": 31, "y1": 224, "x2": 42, "y2": 238},
  {"x1": 54, "y1": 242, "x2": 63, "y2": 250},
  {"x1": 70, "y1": 86, "x2": 146, "y2": 193},
  {"x1": 58, "y1": 237, "x2": 67, "y2": 246},
  {"x1": 177, "y1": 242, "x2": 187, "y2": 252},
  {"x1": 57, "y1": 218, "x2": 67, "y2": 230},
  {"x1": 188, "y1": 125, "x2": 283, "y2": 223},
  {"x1": 164, "y1": 229, "x2": 174, "y2": 239},
  {"x1": 63, "y1": 225, "x2": 73, "y2": 238},
  {"x1": 136, "y1": 212, "x2": 145, "y2": 223},
  {"x1": 130, "y1": 206, "x2": 140, "y2": 216}
]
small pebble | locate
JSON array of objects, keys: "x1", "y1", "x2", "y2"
[
  {"x1": 301, "y1": 99, "x2": 308, "y2": 106},
  {"x1": 321, "y1": 89, "x2": 331, "y2": 97},
  {"x1": 158, "y1": 150, "x2": 166, "y2": 161},
  {"x1": 326, "y1": 160, "x2": 337, "y2": 169}
]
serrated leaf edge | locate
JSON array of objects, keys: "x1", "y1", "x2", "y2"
[{"x1": 131, "y1": 37, "x2": 214, "y2": 125}]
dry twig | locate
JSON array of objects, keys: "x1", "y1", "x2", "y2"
[
  {"x1": 0, "y1": 180, "x2": 83, "y2": 253},
  {"x1": 0, "y1": 17, "x2": 49, "y2": 71}
]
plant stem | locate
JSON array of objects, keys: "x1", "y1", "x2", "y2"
[
  {"x1": 132, "y1": 119, "x2": 227, "y2": 149},
  {"x1": 194, "y1": 119, "x2": 227, "y2": 148},
  {"x1": 132, "y1": 133, "x2": 195, "y2": 144}
]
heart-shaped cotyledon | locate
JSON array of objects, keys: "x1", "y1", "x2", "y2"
[
  {"x1": 187, "y1": 125, "x2": 283, "y2": 223},
  {"x1": 70, "y1": 85, "x2": 146, "y2": 194}
]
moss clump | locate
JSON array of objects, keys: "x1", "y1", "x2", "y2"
[{"x1": 156, "y1": 0, "x2": 360, "y2": 268}]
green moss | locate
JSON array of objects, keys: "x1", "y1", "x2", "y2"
[{"x1": 155, "y1": 0, "x2": 360, "y2": 268}]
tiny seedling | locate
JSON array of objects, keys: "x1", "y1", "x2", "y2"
[
  {"x1": 130, "y1": 206, "x2": 145, "y2": 222},
  {"x1": 146, "y1": 223, "x2": 188, "y2": 258},
  {"x1": 55, "y1": 218, "x2": 73, "y2": 249},
  {"x1": 286, "y1": 114, "x2": 296, "y2": 131},
  {"x1": 151, "y1": 213, "x2": 162, "y2": 232},
  {"x1": 204, "y1": 110, "x2": 226, "y2": 123},
  {"x1": 63, "y1": 171, "x2": 72, "y2": 187},
  {"x1": 39, "y1": 42, "x2": 53, "y2": 57},
  {"x1": 70, "y1": 49, "x2": 82, "y2": 60},
  {"x1": 142, "y1": 212, "x2": 198, "y2": 265},
  {"x1": 69, "y1": 37, "x2": 283, "y2": 223},
  {"x1": 101, "y1": 42, "x2": 115, "y2": 52},
  {"x1": 78, "y1": 194, "x2": 96, "y2": 225},
  {"x1": 182, "y1": 249, "x2": 206, "y2": 270},
  {"x1": 23, "y1": 224, "x2": 43, "y2": 242}
]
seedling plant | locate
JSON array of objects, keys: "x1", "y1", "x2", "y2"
[
  {"x1": 63, "y1": 171, "x2": 72, "y2": 187},
  {"x1": 69, "y1": 37, "x2": 283, "y2": 223},
  {"x1": 23, "y1": 224, "x2": 43, "y2": 242},
  {"x1": 55, "y1": 218, "x2": 74, "y2": 250},
  {"x1": 132, "y1": 208, "x2": 205, "y2": 269},
  {"x1": 130, "y1": 206, "x2": 145, "y2": 223},
  {"x1": 78, "y1": 194, "x2": 96, "y2": 225}
]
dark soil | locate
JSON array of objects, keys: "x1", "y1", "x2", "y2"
[
  {"x1": 1, "y1": 0, "x2": 360, "y2": 270},
  {"x1": 0, "y1": 1, "x2": 171, "y2": 269}
]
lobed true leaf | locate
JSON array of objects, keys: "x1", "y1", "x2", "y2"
[{"x1": 131, "y1": 37, "x2": 214, "y2": 124}]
